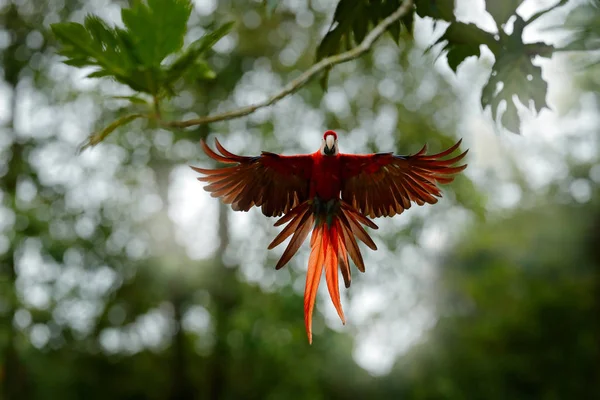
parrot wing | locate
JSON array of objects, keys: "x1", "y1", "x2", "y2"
[
  {"x1": 192, "y1": 138, "x2": 313, "y2": 217},
  {"x1": 340, "y1": 139, "x2": 468, "y2": 218}
]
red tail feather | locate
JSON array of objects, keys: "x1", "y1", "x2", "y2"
[{"x1": 271, "y1": 200, "x2": 378, "y2": 343}]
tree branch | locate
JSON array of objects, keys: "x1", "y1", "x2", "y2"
[
  {"x1": 78, "y1": 113, "x2": 146, "y2": 153},
  {"x1": 163, "y1": 0, "x2": 414, "y2": 129}
]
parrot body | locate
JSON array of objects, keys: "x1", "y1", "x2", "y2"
[
  {"x1": 192, "y1": 131, "x2": 468, "y2": 343},
  {"x1": 310, "y1": 153, "x2": 341, "y2": 200}
]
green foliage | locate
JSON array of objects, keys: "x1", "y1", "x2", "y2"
[
  {"x1": 51, "y1": 0, "x2": 596, "y2": 142},
  {"x1": 485, "y1": 0, "x2": 523, "y2": 26},
  {"x1": 51, "y1": 0, "x2": 233, "y2": 147},
  {"x1": 393, "y1": 198, "x2": 600, "y2": 399},
  {"x1": 431, "y1": 2, "x2": 563, "y2": 133},
  {"x1": 480, "y1": 32, "x2": 550, "y2": 133},
  {"x1": 551, "y1": 1, "x2": 600, "y2": 95},
  {"x1": 556, "y1": 0, "x2": 600, "y2": 77},
  {"x1": 560, "y1": 0, "x2": 600, "y2": 52},
  {"x1": 316, "y1": 0, "x2": 414, "y2": 88},
  {"x1": 5, "y1": 0, "x2": 599, "y2": 398},
  {"x1": 52, "y1": 16, "x2": 147, "y2": 90},
  {"x1": 121, "y1": 0, "x2": 191, "y2": 69},
  {"x1": 315, "y1": 0, "x2": 574, "y2": 134},
  {"x1": 414, "y1": 0, "x2": 455, "y2": 21},
  {"x1": 51, "y1": 0, "x2": 231, "y2": 97},
  {"x1": 431, "y1": 22, "x2": 497, "y2": 72},
  {"x1": 162, "y1": 22, "x2": 232, "y2": 91}
]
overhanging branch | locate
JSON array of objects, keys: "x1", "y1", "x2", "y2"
[{"x1": 162, "y1": 0, "x2": 414, "y2": 129}]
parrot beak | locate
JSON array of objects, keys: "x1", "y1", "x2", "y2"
[{"x1": 324, "y1": 135, "x2": 336, "y2": 155}]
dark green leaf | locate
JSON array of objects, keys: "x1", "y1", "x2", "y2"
[
  {"x1": 401, "y1": 7, "x2": 415, "y2": 36},
  {"x1": 84, "y1": 16, "x2": 137, "y2": 68},
  {"x1": 471, "y1": 11, "x2": 556, "y2": 133},
  {"x1": 352, "y1": 2, "x2": 368, "y2": 44},
  {"x1": 52, "y1": 0, "x2": 199, "y2": 96},
  {"x1": 332, "y1": 0, "x2": 356, "y2": 24},
  {"x1": 415, "y1": 0, "x2": 455, "y2": 22},
  {"x1": 315, "y1": 0, "x2": 414, "y2": 88},
  {"x1": 87, "y1": 70, "x2": 112, "y2": 78},
  {"x1": 64, "y1": 58, "x2": 93, "y2": 67},
  {"x1": 316, "y1": 27, "x2": 344, "y2": 63},
  {"x1": 121, "y1": 0, "x2": 192, "y2": 67},
  {"x1": 485, "y1": 0, "x2": 523, "y2": 26},
  {"x1": 382, "y1": 0, "x2": 402, "y2": 43},
  {"x1": 434, "y1": 22, "x2": 497, "y2": 72},
  {"x1": 481, "y1": 50, "x2": 548, "y2": 134},
  {"x1": 315, "y1": 0, "x2": 355, "y2": 63},
  {"x1": 316, "y1": 15, "x2": 346, "y2": 91},
  {"x1": 502, "y1": 99, "x2": 521, "y2": 134},
  {"x1": 368, "y1": 0, "x2": 382, "y2": 26},
  {"x1": 163, "y1": 22, "x2": 234, "y2": 88},
  {"x1": 51, "y1": 17, "x2": 141, "y2": 88},
  {"x1": 481, "y1": 78, "x2": 501, "y2": 120}
]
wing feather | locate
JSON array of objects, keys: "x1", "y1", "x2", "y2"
[
  {"x1": 341, "y1": 139, "x2": 468, "y2": 218},
  {"x1": 192, "y1": 139, "x2": 313, "y2": 217}
]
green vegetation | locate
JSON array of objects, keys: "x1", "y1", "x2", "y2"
[{"x1": 0, "y1": 0, "x2": 598, "y2": 398}]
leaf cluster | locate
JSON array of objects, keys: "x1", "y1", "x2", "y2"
[
  {"x1": 315, "y1": 0, "x2": 568, "y2": 134},
  {"x1": 315, "y1": 0, "x2": 415, "y2": 87},
  {"x1": 51, "y1": 0, "x2": 232, "y2": 98},
  {"x1": 52, "y1": 0, "x2": 587, "y2": 145},
  {"x1": 314, "y1": 0, "x2": 457, "y2": 87},
  {"x1": 561, "y1": 0, "x2": 600, "y2": 51},
  {"x1": 414, "y1": 0, "x2": 455, "y2": 21},
  {"x1": 428, "y1": 0, "x2": 569, "y2": 133},
  {"x1": 51, "y1": 0, "x2": 233, "y2": 148},
  {"x1": 556, "y1": 0, "x2": 600, "y2": 66}
]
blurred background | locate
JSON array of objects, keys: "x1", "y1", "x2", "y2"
[{"x1": 1, "y1": 0, "x2": 599, "y2": 398}]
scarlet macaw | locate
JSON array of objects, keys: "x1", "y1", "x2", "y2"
[{"x1": 192, "y1": 131, "x2": 467, "y2": 343}]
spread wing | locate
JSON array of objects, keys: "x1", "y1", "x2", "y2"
[
  {"x1": 340, "y1": 139, "x2": 468, "y2": 218},
  {"x1": 191, "y1": 139, "x2": 313, "y2": 217}
]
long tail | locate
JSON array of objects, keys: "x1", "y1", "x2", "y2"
[{"x1": 268, "y1": 200, "x2": 378, "y2": 343}]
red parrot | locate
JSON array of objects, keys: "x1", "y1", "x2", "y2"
[{"x1": 192, "y1": 131, "x2": 468, "y2": 343}]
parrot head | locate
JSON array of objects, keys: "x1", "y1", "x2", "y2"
[{"x1": 321, "y1": 130, "x2": 338, "y2": 156}]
